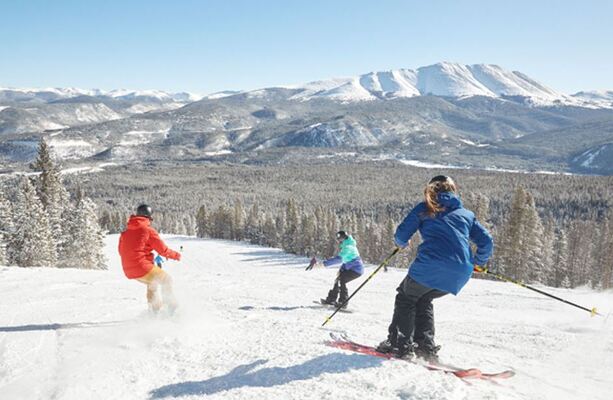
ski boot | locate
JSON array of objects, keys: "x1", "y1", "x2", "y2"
[
  {"x1": 393, "y1": 342, "x2": 417, "y2": 359},
  {"x1": 335, "y1": 297, "x2": 348, "y2": 309},
  {"x1": 375, "y1": 339, "x2": 396, "y2": 354},
  {"x1": 415, "y1": 344, "x2": 441, "y2": 363},
  {"x1": 320, "y1": 298, "x2": 336, "y2": 306}
]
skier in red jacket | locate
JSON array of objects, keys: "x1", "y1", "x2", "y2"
[{"x1": 118, "y1": 204, "x2": 182, "y2": 313}]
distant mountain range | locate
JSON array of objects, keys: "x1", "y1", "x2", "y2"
[{"x1": 1, "y1": 62, "x2": 612, "y2": 174}]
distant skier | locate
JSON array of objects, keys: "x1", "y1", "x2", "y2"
[
  {"x1": 376, "y1": 175, "x2": 493, "y2": 361},
  {"x1": 308, "y1": 231, "x2": 364, "y2": 308},
  {"x1": 118, "y1": 204, "x2": 182, "y2": 314}
]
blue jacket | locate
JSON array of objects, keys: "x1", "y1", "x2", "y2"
[
  {"x1": 395, "y1": 192, "x2": 493, "y2": 295},
  {"x1": 323, "y1": 236, "x2": 364, "y2": 275}
]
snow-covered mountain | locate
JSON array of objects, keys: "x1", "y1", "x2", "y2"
[
  {"x1": 0, "y1": 87, "x2": 203, "y2": 104},
  {"x1": 0, "y1": 87, "x2": 203, "y2": 135},
  {"x1": 2, "y1": 62, "x2": 613, "y2": 174},
  {"x1": 571, "y1": 90, "x2": 613, "y2": 108},
  {"x1": 0, "y1": 235, "x2": 611, "y2": 399},
  {"x1": 277, "y1": 62, "x2": 580, "y2": 106}
]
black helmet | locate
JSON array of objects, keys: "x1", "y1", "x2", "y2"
[
  {"x1": 136, "y1": 204, "x2": 153, "y2": 219},
  {"x1": 336, "y1": 230, "x2": 348, "y2": 241},
  {"x1": 429, "y1": 175, "x2": 451, "y2": 184}
]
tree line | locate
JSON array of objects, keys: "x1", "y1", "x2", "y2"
[
  {"x1": 183, "y1": 190, "x2": 612, "y2": 290},
  {"x1": 58, "y1": 157, "x2": 612, "y2": 290}
]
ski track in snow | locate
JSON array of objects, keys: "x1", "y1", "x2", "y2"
[{"x1": 0, "y1": 235, "x2": 612, "y2": 400}]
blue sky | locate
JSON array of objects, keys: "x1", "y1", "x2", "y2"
[{"x1": 1, "y1": 0, "x2": 611, "y2": 94}]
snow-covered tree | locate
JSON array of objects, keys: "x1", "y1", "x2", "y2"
[
  {"x1": 283, "y1": 199, "x2": 300, "y2": 254},
  {"x1": 0, "y1": 189, "x2": 13, "y2": 265},
  {"x1": 11, "y1": 178, "x2": 56, "y2": 267},
  {"x1": 196, "y1": 205, "x2": 209, "y2": 238},
  {"x1": 30, "y1": 139, "x2": 73, "y2": 267},
  {"x1": 245, "y1": 203, "x2": 261, "y2": 244},
  {"x1": 600, "y1": 213, "x2": 613, "y2": 289},
  {"x1": 523, "y1": 193, "x2": 545, "y2": 283},
  {"x1": 232, "y1": 200, "x2": 245, "y2": 240},
  {"x1": 261, "y1": 213, "x2": 278, "y2": 248},
  {"x1": 62, "y1": 197, "x2": 107, "y2": 269}
]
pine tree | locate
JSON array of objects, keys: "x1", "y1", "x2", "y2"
[
  {"x1": 232, "y1": 200, "x2": 245, "y2": 240},
  {"x1": 261, "y1": 213, "x2": 278, "y2": 248},
  {"x1": 11, "y1": 178, "x2": 56, "y2": 267},
  {"x1": 383, "y1": 217, "x2": 399, "y2": 267},
  {"x1": 324, "y1": 209, "x2": 339, "y2": 258},
  {"x1": 300, "y1": 210, "x2": 317, "y2": 256},
  {"x1": 30, "y1": 139, "x2": 61, "y2": 208},
  {"x1": 0, "y1": 189, "x2": 13, "y2": 265},
  {"x1": 523, "y1": 193, "x2": 545, "y2": 283},
  {"x1": 63, "y1": 197, "x2": 107, "y2": 269},
  {"x1": 538, "y1": 219, "x2": 556, "y2": 285},
  {"x1": 184, "y1": 215, "x2": 196, "y2": 236},
  {"x1": 283, "y1": 199, "x2": 300, "y2": 253},
  {"x1": 196, "y1": 205, "x2": 209, "y2": 238},
  {"x1": 313, "y1": 206, "x2": 328, "y2": 257},
  {"x1": 600, "y1": 213, "x2": 613, "y2": 289},
  {"x1": 30, "y1": 139, "x2": 68, "y2": 267},
  {"x1": 275, "y1": 213, "x2": 285, "y2": 247},
  {"x1": 497, "y1": 186, "x2": 527, "y2": 278},
  {"x1": 212, "y1": 205, "x2": 233, "y2": 239},
  {"x1": 245, "y1": 204, "x2": 261, "y2": 244},
  {"x1": 566, "y1": 220, "x2": 593, "y2": 287},
  {"x1": 552, "y1": 227, "x2": 569, "y2": 287}
]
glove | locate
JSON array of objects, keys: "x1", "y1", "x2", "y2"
[{"x1": 175, "y1": 252, "x2": 182, "y2": 262}]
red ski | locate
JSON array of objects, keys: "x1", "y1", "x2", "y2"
[{"x1": 325, "y1": 333, "x2": 515, "y2": 380}]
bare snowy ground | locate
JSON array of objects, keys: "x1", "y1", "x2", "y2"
[{"x1": 1, "y1": 235, "x2": 612, "y2": 400}]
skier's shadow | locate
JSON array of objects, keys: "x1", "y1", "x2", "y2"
[
  {"x1": 0, "y1": 320, "x2": 128, "y2": 332},
  {"x1": 149, "y1": 353, "x2": 383, "y2": 398}
]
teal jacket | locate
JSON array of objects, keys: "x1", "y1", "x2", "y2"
[
  {"x1": 323, "y1": 236, "x2": 364, "y2": 275},
  {"x1": 338, "y1": 236, "x2": 360, "y2": 262}
]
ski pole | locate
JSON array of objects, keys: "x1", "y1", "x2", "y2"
[
  {"x1": 474, "y1": 266, "x2": 602, "y2": 317},
  {"x1": 322, "y1": 247, "x2": 400, "y2": 327}
]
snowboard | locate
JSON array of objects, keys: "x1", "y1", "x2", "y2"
[{"x1": 313, "y1": 300, "x2": 353, "y2": 313}]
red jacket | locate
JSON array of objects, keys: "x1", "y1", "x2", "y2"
[{"x1": 118, "y1": 216, "x2": 181, "y2": 279}]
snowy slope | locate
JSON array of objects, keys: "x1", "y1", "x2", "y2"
[{"x1": 1, "y1": 235, "x2": 612, "y2": 400}]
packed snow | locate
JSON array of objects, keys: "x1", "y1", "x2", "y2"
[{"x1": 1, "y1": 235, "x2": 611, "y2": 400}]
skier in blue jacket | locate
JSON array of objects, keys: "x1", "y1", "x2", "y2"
[
  {"x1": 308, "y1": 231, "x2": 364, "y2": 308},
  {"x1": 377, "y1": 175, "x2": 493, "y2": 361}
]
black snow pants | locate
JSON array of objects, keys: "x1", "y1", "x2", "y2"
[
  {"x1": 325, "y1": 269, "x2": 361, "y2": 304},
  {"x1": 387, "y1": 276, "x2": 448, "y2": 352}
]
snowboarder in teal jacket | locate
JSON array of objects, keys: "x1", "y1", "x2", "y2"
[
  {"x1": 377, "y1": 175, "x2": 493, "y2": 361},
  {"x1": 308, "y1": 231, "x2": 364, "y2": 308}
]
